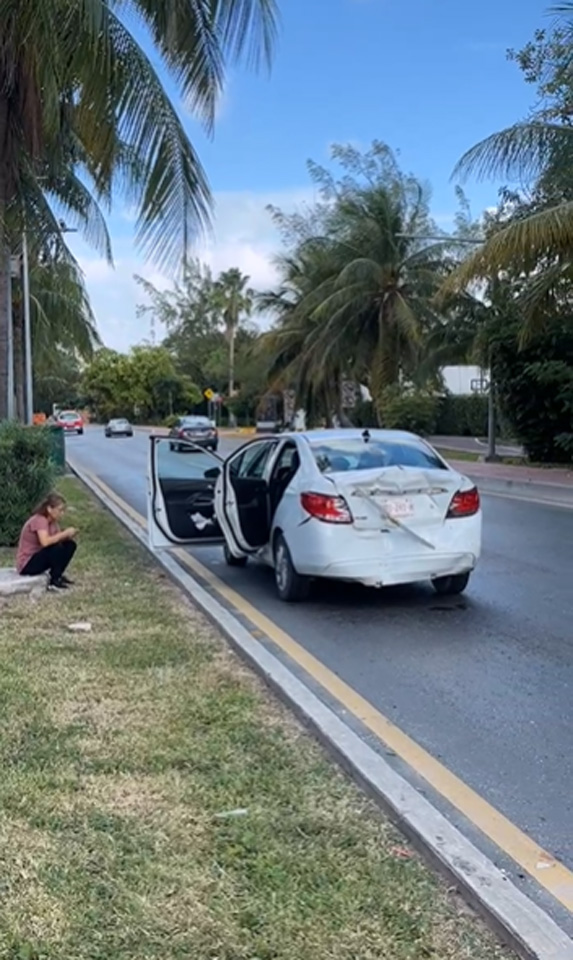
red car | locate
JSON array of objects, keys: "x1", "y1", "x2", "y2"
[{"x1": 56, "y1": 410, "x2": 84, "y2": 435}]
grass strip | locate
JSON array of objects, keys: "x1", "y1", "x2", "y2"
[{"x1": 0, "y1": 477, "x2": 514, "y2": 960}]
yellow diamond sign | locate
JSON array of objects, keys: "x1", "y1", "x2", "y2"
[{"x1": 204, "y1": 388, "x2": 214, "y2": 401}]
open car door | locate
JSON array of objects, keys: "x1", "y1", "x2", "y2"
[
  {"x1": 148, "y1": 436, "x2": 225, "y2": 549},
  {"x1": 218, "y1": 439, "x2": 279, "y2": 555}
]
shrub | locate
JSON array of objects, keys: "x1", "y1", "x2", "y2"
[
  {"x1": 163, "y1": 413, "x2": 186, "y2": 429},
  {"x1": 0, "y1": 422, "x2": 56, "y2": 546},
  {"x1": 378, "y1": 388, "x2": 439, "y2": 436},
  {"x1": 494, "y1": 320, "x2": 573, "y2": 463},
  {"x1": 435, "y1": 394, "x2": 489, "y2": 437}
]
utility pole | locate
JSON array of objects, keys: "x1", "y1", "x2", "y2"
[
  {"x1": 22, "y1": 232, "x2": 33, "y2": 424},
  {"x1": 6, "y1": 251, "x2": 15, "y2": 419}
]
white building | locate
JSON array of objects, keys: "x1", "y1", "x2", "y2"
[{"x1": 440, "y1": 365, "x2": 489, "y2": 396}]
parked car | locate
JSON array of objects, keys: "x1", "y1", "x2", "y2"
[
  {"x1": 105, "y1": 418, "x2": 134, "y2": 438},
  {"x1": 168, "y1": 416, "x2": 218, "y2": 452},
  {"x1": 148, "y1": 429, "x2": 482, "y2": 602},
  {"x1": 56, "y1": 410, "x2": 84, "y2": 435}
]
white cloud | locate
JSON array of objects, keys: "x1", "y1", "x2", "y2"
[{"x1": 77, "y1": 187, "x2": 316, "y2": 352}]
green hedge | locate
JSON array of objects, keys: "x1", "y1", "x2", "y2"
[
  {"x1": 434, "y1": 394, "x2": 489, "y2": 437},
  {"x1": 0, "y1": 422, "x2": 56, "y2": 546},
  {"x1": 379, "y1": 388, "x2": 439, "y2": 436}
]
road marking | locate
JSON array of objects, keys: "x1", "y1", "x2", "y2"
[{"x1": 75, "y1": 463, "x2": 573, "y2": 913}]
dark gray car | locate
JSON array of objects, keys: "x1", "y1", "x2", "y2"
[{"x1": 168, "y1": 416, "x2": 219, "y2": 452}]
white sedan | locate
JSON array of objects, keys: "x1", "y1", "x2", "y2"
[{"x1": 147, "y1": 429, "x2": 482, "y2": 602}]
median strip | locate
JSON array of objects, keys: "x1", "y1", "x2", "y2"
[{"x1": 0, "y1": 476, "x2": 519, "y2": 960}]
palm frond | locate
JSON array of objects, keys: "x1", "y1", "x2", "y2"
[
  {"x1": 453, "y1": 122, "x2": 573, "y2": 185},
  {"x1": 439, "y1": 201, "x2": 573, "y2": 295}
]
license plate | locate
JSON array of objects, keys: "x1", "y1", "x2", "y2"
[{"x1": 382, "y1": 498, "x2": 414, "y2": 519}]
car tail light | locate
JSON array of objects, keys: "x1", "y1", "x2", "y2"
[
  {"x1": 301, "y1": 491, "x2": 353, "y2": 524},
  {"x1": 178, "y1": 429, "x2": 185, "y2": 438},
  {"x1": 447, "y1": 487, "x2": 480, "y2": 518}
]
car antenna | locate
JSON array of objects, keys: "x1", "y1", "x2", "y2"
[{"x1": 362, "y1": 429, "x2": 370, "y2": 443}]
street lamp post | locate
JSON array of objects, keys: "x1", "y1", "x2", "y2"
[
  {"x1": 22, "y1": 232, "x2": 33, "y2": 424},
  {"x1": 6, "y1": 252, "x2": 17, "y2": 419}
]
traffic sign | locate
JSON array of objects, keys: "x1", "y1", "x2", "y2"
[{"x1": 204, "y1": 388, "x2": 214, "y2": 401}]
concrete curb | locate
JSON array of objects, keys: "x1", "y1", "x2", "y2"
[
  {"x1": 68, "y1": 456, "x2": 573, "y2": 960},
  {"x1": 468, "y1": 474, "x2": 573, "y2": 509}
]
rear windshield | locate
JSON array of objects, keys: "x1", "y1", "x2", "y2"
[
  {"x1": 183, "y1": 417, "x2": 210, "y2": 427},
  {"x1": 310, "y1": 438, "x2": 446, "y2": 473},
  {"x1": 59, "y1": 412, "x2": 79, "y2": 420}
]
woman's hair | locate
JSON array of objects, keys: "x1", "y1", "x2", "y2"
[{"x1": 34, "y1": 492, "x2": 66, "y2": 517}]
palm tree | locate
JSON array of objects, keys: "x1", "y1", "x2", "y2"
[
  {"x1": 212, "y1": 268, "x2": 254, "y2": 399},
  {"x1": 443, "y1": 5, "x2": 573, "y2": 309},
  {"x1": 261, "y1": 180, "x2": 449, "y2": 422},
  {"x1": 0, "y1": 0, "x2": 278, "y2": 418}
]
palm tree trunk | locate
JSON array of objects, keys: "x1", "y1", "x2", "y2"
[
  {"x1": 228, "y1": 323, "x2": 236, "y2": 397},
  {"x1": 371, "y1": 309, "x2": 400, "y2": 424}
]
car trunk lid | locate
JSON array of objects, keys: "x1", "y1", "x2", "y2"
[{"x1": 326, "y1": 465, "x2": 464, "y2": 546}]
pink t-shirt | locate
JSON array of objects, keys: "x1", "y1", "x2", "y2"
[{"x1": 16, "y1": 515, "x2": 59, "y2": 573}]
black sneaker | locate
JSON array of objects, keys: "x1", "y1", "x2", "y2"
[
  {"x1": 49, "y1": 578, "x2": 69, "y2": 591},
  {"x1": 60, "y1": 575, "x2": 75, "y2": 586}
]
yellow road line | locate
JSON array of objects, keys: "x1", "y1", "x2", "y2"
[{"x1": 78, "y1": 464, "x2": 573, "y2": 913}]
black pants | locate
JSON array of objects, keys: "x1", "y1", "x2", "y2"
[{"x1": 21, "y1": 540, "x2": 77, "y2": 582}]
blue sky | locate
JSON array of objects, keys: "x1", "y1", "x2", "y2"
[{"x1": 74, "y1": 0, "x2": 551, "y2": 350}]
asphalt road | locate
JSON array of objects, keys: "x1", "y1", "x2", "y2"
[
  {"x1": 431, "y1": 435, "x2": 524, "y2": 457},
  {"x1": 67, "y1": 427, "x2": 573, "y2": 914}
]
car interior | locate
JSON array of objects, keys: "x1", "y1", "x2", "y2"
[
  {"x1": 155, "y1": 438, "x2": 302, "y2": 547},
  {"x1": 155, "y1": 441, "x2": 223, "y2": 542},
  {"x1": 227, "y1": 440, "x2": 300, "y2": 549},
  {"x1": 313, "y1": 441, "x2": 446, "y2": 473}
]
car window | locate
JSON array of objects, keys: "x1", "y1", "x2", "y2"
[
  {"x1": 230, "y1": 441, "x2": 278, "y2": 480},
  {"x1": 273, "y1": 443, "x2": 300, "y2": 476},
  {"x1": 310, "y1": 439, "x2": 446, "y2": 473},
  {"x1": 59, "y1": 412, "x2": 79, "y2": 420},
  {"x1": 157, "y1": 442, "x2": 219, "y2": 481},
  {"x1": 181, "y1": 417, "x2": 210, "y2": 427}
]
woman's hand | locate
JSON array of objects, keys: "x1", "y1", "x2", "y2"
[{"x1": 63, "y1": 527, "x2": 78, "y2": 540}]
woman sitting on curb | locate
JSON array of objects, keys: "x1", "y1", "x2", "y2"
[{"x1": 16, "y1": 493, "x2": 78, "y2": 591}]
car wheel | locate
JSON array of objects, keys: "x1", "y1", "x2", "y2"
[
  {"x1": 432, "y1": 571, "x2": 471, "y2": 596},
  {"x1": 273, "y1": 533, "x2": 310, "y2": 602},
  {"x1": 78, "y1": 428, "x2": 84, "y2": 435},
  {"x1": 224, "y1": 541, "x2": 248, "y2": 567}
]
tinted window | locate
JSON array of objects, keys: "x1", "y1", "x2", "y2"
[
  {"x1": 311, "y1": 439, "x2": 446, "y2": 473},
  {"x1": 183, "y1": 417, "x2": 210, "y2": 427},
  {"x1": 230, "y1": 442, "x2": 277, "y2": 479},
  {"x1": 59, "y1": 412, "x2": 79, "y2": 420}
]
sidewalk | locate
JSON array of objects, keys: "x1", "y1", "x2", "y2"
[{"x1": 451, "y1": 457, "x2": 573, "y2": 505}]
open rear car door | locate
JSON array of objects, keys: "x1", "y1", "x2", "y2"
[
  {"x1": 148, "y1": 436, "x2": 225, "y2": 549},
  {"x1": 218, "y1": 439, "x2": 279, "y2": 555}
]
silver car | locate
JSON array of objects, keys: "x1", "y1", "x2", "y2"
[{"x1": 105, "y1": 418, "x2": 134, "y2": 438}]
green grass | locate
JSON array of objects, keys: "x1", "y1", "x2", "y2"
[
  {"x1": 437, "y1": 448, "x2": 481, "y2": 463},
  {"x1": 0, "y1": 478, "x2": 514, "y2": 960}
]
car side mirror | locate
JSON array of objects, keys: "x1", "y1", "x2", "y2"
[{"x1": 204, "y1": 467, "x2": 220, "y2": 480}]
